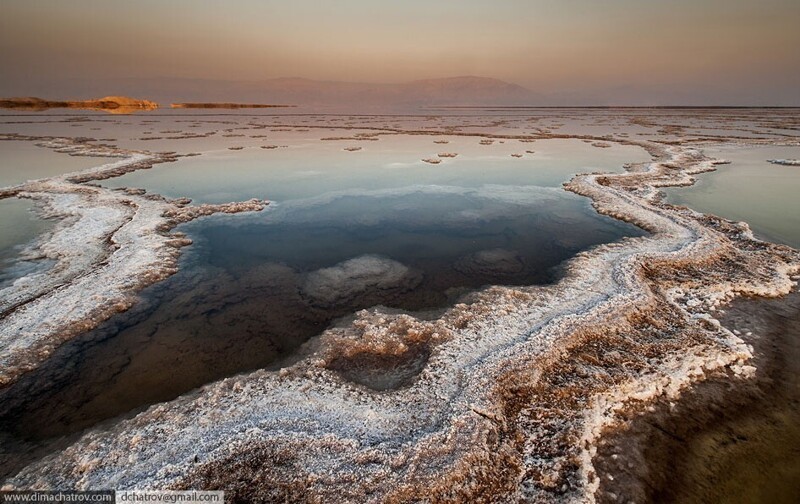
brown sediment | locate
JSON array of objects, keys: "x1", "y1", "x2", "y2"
[
  {"x1": 1, "y1": 113, "x2": 798, "y2": 501},
  {"x1": 592, "y1": 290, "x2": 800, "y2": 503},
  {"x1": 422, "y1": 157, "x2": 442, "y2": 164}
]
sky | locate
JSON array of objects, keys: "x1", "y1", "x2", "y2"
[{"x1": 1, "y1": 0, "x2": 799, "y2": 104}]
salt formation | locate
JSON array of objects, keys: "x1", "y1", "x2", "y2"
[
  {"x1": 0, "y1": 134, "x2": 266, "y2": 387},
  {"x1": 454, "y1": 248, "x2": 525, "y2": 276},
  {"x1": 300, "y1": 255, "x2": 422, "y2": 308},
  {"x1": 1, "y1": 121, "x2": 798, "y2": 503},
  {"x1": 767, "y1": 158, "x2": 800, "y2": 166}
]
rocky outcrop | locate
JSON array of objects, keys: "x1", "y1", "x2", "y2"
[
  {"x1": 767, "y1": 158, "x2": 800, "y2": 166},
  {"x1": 0, "y1": 96, "x2": 158, "y2": 113}
]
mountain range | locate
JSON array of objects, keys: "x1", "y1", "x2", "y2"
[
  {"x1": 5, "y1": 76, "x2": 544, "y2": 111},
  {"x1": 1, "y1": 76, "x2": 795, "y2": 110}
]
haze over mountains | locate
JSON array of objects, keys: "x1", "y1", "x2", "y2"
[
  {"x1": 4, "y1": 76, "x2": 539, "y2": 111},
  {"x1": 1, "y1": 76, "x2": 797, "y2": 111}
]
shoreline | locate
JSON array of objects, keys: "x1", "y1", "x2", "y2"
[
  {"x1": 0, "y1": 134, "x2": 267, "y2": 387},
  {"x1": 0, "y1": 116, "x2": 798, "y2": 500},
  {"x1": 593, "y1": 289, "x2": 800, "y2": 502}
]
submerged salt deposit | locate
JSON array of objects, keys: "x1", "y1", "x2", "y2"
[
  {"x1": 0, "y1": 110, "x2": 798, "y2": 502},
  {"x1": 767, "y1": 159, "x2": 799, "y2": 166},
  {"x1": 301, "y1": 255, "x2": 423, "y2": 308}
]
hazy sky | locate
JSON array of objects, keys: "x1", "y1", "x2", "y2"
[{"x1": 2, "y1": 0, "x2": 799, "y2": 104}]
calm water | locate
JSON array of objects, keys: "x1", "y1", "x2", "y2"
[
  {"x1": 1, "y1": 110, "x2": 798, "y2": 494},
  {"x1": 665, "y1": 146, "x2": 800, "y2": 248},
  {"x1": 0, "y1": 198, "x2": 54, "y2": 288},
  {"x1": 0, "y1": 141, "x2": 112, "y2": 280},
  {"x1": 0, "y1": 198, "x2": 50, "y2": 264},
  {"x1": 0, "y1": 132, "x2": 648, "y2": 477},
  {"x1": 99, "y1": 137, "x2": 649, "y2": 204},
  {"x1": 0, "y1": 140, "x2": 114, "y2": 187}
]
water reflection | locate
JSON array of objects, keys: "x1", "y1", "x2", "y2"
[
  {"x1": 0, "y1": 184, "x2": 644, "y2": 460},
  {"x1": 665, "y1": 146, "x2": 800, "y2": 248}
]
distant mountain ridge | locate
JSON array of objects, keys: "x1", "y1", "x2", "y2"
[
  {"x1": 2, "y1": 76, "x2": 797, "y2": 108},
  {"x1": 239, "y1": 76, "x2": 542, "y2": 106},
  {"x1": 25, "y1": 76, "x2": 544, "y2": 110}
]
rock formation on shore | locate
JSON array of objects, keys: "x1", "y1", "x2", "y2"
[{"x1": 0, "y1": 96, "x2": 158, "y2": 113}]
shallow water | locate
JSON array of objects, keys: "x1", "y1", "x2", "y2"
[
  {"x1": 100, "y1": 136, "x2": 649, "y2": 204},
  {"x1": 0, "y1": 130, "x2": 647, "y2": 468},
  {"x1": 664, "y1": 146, "x2": 800, "y2": 248},
  {"x1": 0, "y1": 198, "x2": 53, "y2": 287},
  {"x1": 0, "y1": 140, "x2": 112, "y2": 283},
  {"x1": 0, "y1": 140, "x2": 114, "y2": 186},
  {"x1": 1, "y1": 110, "x2": 798, "y2": 490},
  {"x1": 0, "y1": 186, "x2": 644, "y2": 441}
]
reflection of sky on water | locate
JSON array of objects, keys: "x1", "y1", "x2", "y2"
[
  {"x1": 665, "y1": 146, "x2": 800, "y2": 249},
  {"x1": 0, "y1": 198, "x2": 54, "y2": 287},
  {"x1": 0, "y1": 179, "x2": 645, "y2": 451},
  {"x1": 193, "y1": 184, "x2": 641, "y2": 280},
  {"x1": 0, "y1": 140, "x2": 115, "y2": 187},
  {"x1": 100, "y1": 136, "x2": 650, "y2": 204},
  {"x1": 0, "y1": 130, "x2": 649, "y2": 453}
]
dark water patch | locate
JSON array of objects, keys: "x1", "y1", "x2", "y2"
[{"x1": 0, "y1": 186, "x2": 645, "y2": 479}]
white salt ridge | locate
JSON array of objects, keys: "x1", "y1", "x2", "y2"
[
  {"x1": 0, "y1": 135, "x2": 267, "y2": 386},
  {"x1": 1, "y1": 131, "x2": 799, "y2": 502}
]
